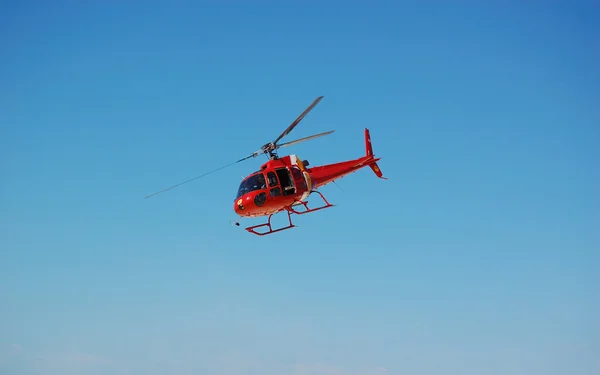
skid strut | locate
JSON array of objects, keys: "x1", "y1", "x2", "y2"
[
  {"x1": 244, "y1": 190, "x2": 335, "y2": 236},
  {"x1": 287, "y1": 190, "x2": 334, "y2": 215},
  {"x1": 245, "y1": 209, "x2": 295, "y2": 236}
]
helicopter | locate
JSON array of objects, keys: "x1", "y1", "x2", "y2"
[{"x1": 145, "y1": 96, "x2": 386, "y2": 236}]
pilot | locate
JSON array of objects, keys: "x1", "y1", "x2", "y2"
[{"x1": 255, "y1": 174, "x2": 266, "y2": 190}]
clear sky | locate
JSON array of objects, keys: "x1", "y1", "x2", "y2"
[{"x1": 1, "y1": 1, "x2": 598, "y2": 374}]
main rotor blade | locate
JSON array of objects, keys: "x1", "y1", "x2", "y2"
[
  {"x1": 273, "y1": 96, "x2": 324, "y2": 145},
  {"x1": 145, "y1": 159, "x2": 244, "y2": 199},
  {"x1": 235, "y1": 150, "x2": 263, "y2": 163},
  {"x1": 276, "y1": 130, "x2": 335, "y2": 149}
]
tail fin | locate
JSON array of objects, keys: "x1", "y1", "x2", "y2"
[{"x1": 364, "y1": 128, "x2": 387, "y2": 179}]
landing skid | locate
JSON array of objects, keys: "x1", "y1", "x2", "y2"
[
  {"x1": 286, "y1": 190, "x2": 334, "y2": 215},
  {"x1": 244, "y1": 190, "x2": 335, "y2": 236}
]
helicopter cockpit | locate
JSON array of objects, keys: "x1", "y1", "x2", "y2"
[{"x1": 235, "y1": 172, "x2": 266, "y2": 200}]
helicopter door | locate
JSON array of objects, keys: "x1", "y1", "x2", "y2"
[
  {"x1": 275, "y1": 168, "x2": 295, "y2": 196},
  {"x1": 290, "y1": 166, "x2": 308, "y2": 192},
  {"x1": 267, "y1": 171, "x2": 281, "y2": 197}
]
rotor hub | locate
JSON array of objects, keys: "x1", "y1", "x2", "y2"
[{"x1": 261, "y1": 142, "x2": 280, "y2": 159}]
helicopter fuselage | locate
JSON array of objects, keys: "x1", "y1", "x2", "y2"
[{"x1": 233, "y1": 128, "x2": 385, "y2": 219}]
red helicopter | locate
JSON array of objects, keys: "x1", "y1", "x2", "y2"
[{"x1": 145, "y1": 96, "x2": 386, "y2": 235}]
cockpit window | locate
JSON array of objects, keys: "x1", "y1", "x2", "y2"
[{"x1": 236, "y1": 173, "x2": 266, "y2": 199}]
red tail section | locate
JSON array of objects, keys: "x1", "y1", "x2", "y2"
[
  {"x1": 307, "y1": 128, "x2": 386, "y2": 188},
  {"x1": 364, "y1": 128, "x2": 386, "y2": 179}
]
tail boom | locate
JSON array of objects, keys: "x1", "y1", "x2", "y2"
[{"x1": 306, "y1": 128, "x2": 386, "y2": 188}]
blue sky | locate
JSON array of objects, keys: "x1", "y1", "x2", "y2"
[{"x1": 1, "y1": 1, "x2": 598, "y2": 374}]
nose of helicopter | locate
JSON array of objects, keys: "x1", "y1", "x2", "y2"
[
  {"x1": 234, "y1": 190, "x2": 269, "y2": 216},
  {"x1": 234, "y1": 194, "x2": 253, "y2": 216}
]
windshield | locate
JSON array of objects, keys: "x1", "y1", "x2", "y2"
[{"x1": 236, "y1": 173, "x2": 266, "y2": 199}]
